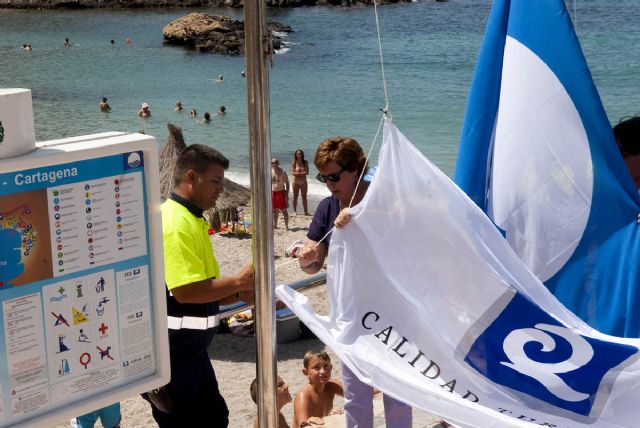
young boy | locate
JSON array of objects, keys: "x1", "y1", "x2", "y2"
[
  {"x1": 294, "y1": 351, "x2": 344, "y2": 428},
  {"x1": 251, "y1": 376, "x2": 292, "y2": 428}
]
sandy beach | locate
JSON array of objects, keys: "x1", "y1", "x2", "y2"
[{"x1": 54, "y1": 210, "x2": 438, "y2": 428}]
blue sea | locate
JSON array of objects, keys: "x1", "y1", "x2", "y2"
[{"x1": 1, "y1": 0, "x2": 639, "y2": 197}]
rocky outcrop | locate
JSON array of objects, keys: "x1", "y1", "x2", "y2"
[
  {"x1": 0, "y1": 0, "x2": 408, "y2": 9},
  {"x1": 162, "y1": 13, "x2": 292, "y2": 55}
]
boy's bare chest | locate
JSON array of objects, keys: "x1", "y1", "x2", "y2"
[{"x1": 309, "y1": 391, "x2": 334, "y2": 416}]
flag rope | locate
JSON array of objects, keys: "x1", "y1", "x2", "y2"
[{"x1": 373, "y1": 0, "x2": 390, "y2": 113}]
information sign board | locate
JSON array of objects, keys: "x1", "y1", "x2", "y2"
[{"x1": 0, "y1": 132, "x2": 168, "y2": 427}]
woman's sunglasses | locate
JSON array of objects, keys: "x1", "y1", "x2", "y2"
[{"x1": 316, "y1": 168, "x2": 345, "y2": 183}]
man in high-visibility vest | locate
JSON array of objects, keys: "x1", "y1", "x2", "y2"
[{"x1": 146, "y1": 144, "x2": 254, "y2": 427}]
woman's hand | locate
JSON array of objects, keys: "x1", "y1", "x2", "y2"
[
  {"x1": 298, "y1": 244, "x2": 319, "y2": 269},
  {"x1": 298, "y1": 240, "x2": 327, "y2": 274},
  {"x1": 334, "y1": 208, "x2": 351, "y2": 229}
]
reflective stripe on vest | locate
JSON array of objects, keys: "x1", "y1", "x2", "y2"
[{"x1": 167, "y1": 315, "x2": 220, "y2": 330}]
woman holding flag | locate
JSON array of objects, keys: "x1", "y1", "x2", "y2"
[{"x1": 298, "y1": 136, "x2": 413, "y2": 428}]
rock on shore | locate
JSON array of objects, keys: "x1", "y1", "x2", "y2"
[
  {"x1": 0, "y1": 0, "x2": 408, "y2": 9},
  {"x1": 163, "y1": 13, "x2": 292, "y2": 55}
]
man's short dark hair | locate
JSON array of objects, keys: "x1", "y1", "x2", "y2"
[
  {"x1": 174, "y1": 144, "x2": 229, "y2": 186},
  {"x1": 614, "y1": 116, "x2": 640, "y2": 158}
]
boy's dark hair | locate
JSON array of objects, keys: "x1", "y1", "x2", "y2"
[
  {"x1": 173, "y1": 144, "x2": 229, "y2": 186},
  {"x1": 303, "y1": 350, "x2": 331, "y2": 369},
  {"x1": 250, "y1": 378, "x2": 258, "y2": 404},
  {"x1": 614, "y1": 115, "x2": 640, "y2": 157},
  {"x1": 250, "y1": 377, "x2": 286, "y2": 405}
]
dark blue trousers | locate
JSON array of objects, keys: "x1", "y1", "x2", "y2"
[{"x1": 148, "y1": 349, "x2": 229, "y2": 428}]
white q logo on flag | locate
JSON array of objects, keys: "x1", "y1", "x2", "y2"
[{"x1": 501, "y1": 323, "x2": 591, "y2": 402}]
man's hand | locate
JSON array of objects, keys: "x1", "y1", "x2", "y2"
[
  {"x1": 215, "y1": 263, "x2": 254, "y2": 305},
  {"x1": 237, "y1": 289, "x2": 255, "y2": 305},
  {"x1": 172, "y1": 263, "x2": 254, "y2": 305},
  {"x1": 235, "y1": 263, "x2": 254, "y2": 291}
]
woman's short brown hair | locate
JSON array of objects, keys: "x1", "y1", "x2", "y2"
[{"x1": 314, "y1": 137, "x2": 368, "y2": 178}]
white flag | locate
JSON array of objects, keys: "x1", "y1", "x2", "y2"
[{"x1": 277, "y1": 120, "x2": 640, "y2": 428}]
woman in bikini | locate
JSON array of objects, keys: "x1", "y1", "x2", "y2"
[{"x1": 291, "y1": 149, "x2": 310, "y2": 216}]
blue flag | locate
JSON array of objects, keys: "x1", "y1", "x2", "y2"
[{"x1": 454, "y1": 0, "x2": 640, "y2": 337}]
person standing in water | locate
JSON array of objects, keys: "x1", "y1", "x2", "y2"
[
  {"x1": 138, "y1": 103, "x2": 151, "y2": 118},
  {"x1": 99, "y1": 97, "x2": 111, "y2": 112}
]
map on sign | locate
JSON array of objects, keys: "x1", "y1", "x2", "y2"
[{"x1": 0, "y1": 196, "x2": 52, "y2": 287}]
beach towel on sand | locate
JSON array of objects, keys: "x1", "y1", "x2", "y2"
[{"x1": 277, "y1": 120, "x2": 640, "y2": 428}]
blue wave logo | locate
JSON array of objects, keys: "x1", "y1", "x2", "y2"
[
  {"x1": 50, "y1": 294, "x2": 67, "y2": 302},
  {"x1": 127, "y1": 152, "x2": 141, "y2": 168},
  {"x1": 465, "y1": 293, "x2": 638, "y2": 417}
]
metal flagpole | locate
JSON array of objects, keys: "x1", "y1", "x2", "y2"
[{"x1": 244, "y1": 0, "x2": 278, "y2": 426}]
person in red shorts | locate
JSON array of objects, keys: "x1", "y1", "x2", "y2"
[{"x1": 271, "y1": 158, "x2": 290, "y2": 230}]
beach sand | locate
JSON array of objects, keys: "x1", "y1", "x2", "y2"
[{"x1": 54, "y1": 210, "x2": 439, "y2": 427}]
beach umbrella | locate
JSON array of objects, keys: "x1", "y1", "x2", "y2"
[
  {"x1": 159, "y1": 123, "x2": 186, "y2": 201},
  {"x1": 159, "y1": 122, "x2": 252, "y2": 230},
  {"x1": 205, "y1": 177, "x2": 251, "y2": 231}
]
